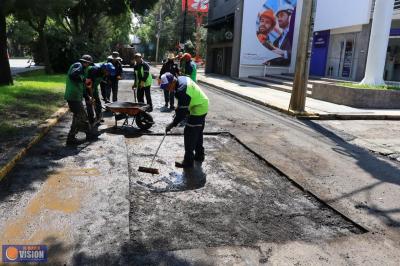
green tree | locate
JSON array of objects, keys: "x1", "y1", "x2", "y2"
[
  {"x1": 6, "y1": 15, "x2": 36, "y2": 57},
  {"x1": 14, "y1": 0, "x2": 77, "y2": 74},
  {"x1": 0, "y1": 0, "x2": 14, "y2": 86},
  {"x1": 133, "y1": 0, "x2": 205, "y2": 61},
  {"x1": 130, "y1": 0, "x2": 159, "y2": 15}
]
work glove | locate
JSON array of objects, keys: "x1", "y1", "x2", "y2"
[{"x1": 165, "y1": 123, "x2": 174, "y2": 133}]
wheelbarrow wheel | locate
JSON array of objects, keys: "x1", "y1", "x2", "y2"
[{"x1": 136, "y1": 112, "x2": 154, "y2": 130}]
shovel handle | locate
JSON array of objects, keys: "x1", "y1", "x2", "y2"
[
  {"x1": 133, "y1": 87, "x2": 137, "y2": 103},
  {"x1": 149, "y1": 132, "x2": 167, "y2": 168}
]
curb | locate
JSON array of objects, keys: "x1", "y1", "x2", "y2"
[
  {"x1": 198, "y1": 79, "x2": 400, "y2": 121},
  {"x1": 0, "y1": 105, "x2": 69, "y2": 182},
  {"x1": 197, "y1": 79, "x2": 319, "y2": 119}
]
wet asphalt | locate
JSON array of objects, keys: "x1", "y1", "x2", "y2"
[{"x1": 0, "y1": 71, "x2": 366, "y2": 265}]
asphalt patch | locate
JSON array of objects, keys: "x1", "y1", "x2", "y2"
[{"x1": 126, "y1": 135, "x2": 364, "y2": 255}]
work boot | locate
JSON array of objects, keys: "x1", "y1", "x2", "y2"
[
  {"x1": 86, "y1": 131, "x2": 100, "y2": 141},
  {"x1": 194, "y1": 153, "x2": 205, "y2": 162},
  {"x1": 66, "y1": 136, "x2": 81, "y2": 146},
  {"x1": 147, "y1": 106, "x2": 153, "y2": 113},
  {"x1": 175, "y1": 159, "x2": 194, "y2": 169},
  {"x1": 169, "y1": 105, "x2": 175, "y2": 111}
]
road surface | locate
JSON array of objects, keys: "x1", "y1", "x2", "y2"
[{"x1": 0, "y1": 70, "x2": 399, "y2": 265}]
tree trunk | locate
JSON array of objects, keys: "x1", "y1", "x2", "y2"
[
  {"x1": 38, "y1": 29, "x2": 53, "y2": 74},
  {"x1": 37, "y1": 16, "x2": 53, "y2": 74},
  {"x1": 0, "y1": 10, "x2": 13, "y2": 86}
]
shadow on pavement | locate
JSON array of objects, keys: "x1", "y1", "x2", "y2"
[
  {"x1": 302, "y1": 120, "x2": 400, "y2": 227},
  {"x1": 0, "y1": 116, "x2": 95, "y2": 201}
]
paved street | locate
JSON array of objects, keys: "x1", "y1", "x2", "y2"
[
  {"x1": 0, "y1": 70, "x2": 400, "y2": 265},
  {"x1": 9, "y1": 58, "x2": 44, "y2": 76}
]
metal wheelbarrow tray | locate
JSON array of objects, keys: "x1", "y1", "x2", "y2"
[{"x1": 106, "y1": 102, "x2": 154, "y2": 130}]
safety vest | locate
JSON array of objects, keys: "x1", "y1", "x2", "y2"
[
  {"x1": 190, "y1": 61, "x2": 197, "y2": 82},
  {"x1": 87, "y1": 65, "x2": 103, "y2": 93},
  {"x1": 186, "y1": 78, "x2": 208, "y2": 116},
  {"x1": 134, "y1": 63, "x2": 152, "y2": 87},
  {"x1": 64, "y1": 63, "x2": 85, "y2": 101},
  {"x1": 182, "y1": 61, "x2": 197, "y2": 82}
]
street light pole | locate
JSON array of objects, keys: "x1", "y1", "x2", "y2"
[
  {"x1": 155, "y1": 1, "x2": 163, "y2": 63},
  {"x1": 181, "y1": 0, "x2": 188, "y2": 45},
  {"x1": 289, "y1": 0, "x2": 314, "y2": 113}
]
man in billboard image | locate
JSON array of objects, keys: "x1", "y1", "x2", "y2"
[
  {"x1": 257, "y1": 9, "x2": 276, "y2": 48},
  {"x1": 268, "y1": 4, "x2": 294, "y2": 66}
]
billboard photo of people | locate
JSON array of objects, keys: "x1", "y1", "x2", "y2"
[{"x1": 240, "y1": 0, "x2": 297, "y2": 67}]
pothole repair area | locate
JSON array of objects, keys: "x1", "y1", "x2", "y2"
[{"x1": 127, "y1": 134, "x2": 365, "y2": 253}]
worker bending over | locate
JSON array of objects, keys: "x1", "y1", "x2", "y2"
[
  {"x1": 161, "y1": 72, "x2": 209, "y2": 168},
  {"x1": 64, "y1": 55, "x2": 98, "y2": 145}
]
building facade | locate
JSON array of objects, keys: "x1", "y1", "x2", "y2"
[{"x1": 206, "y1": 0, "x2": 400, "y2": 82}]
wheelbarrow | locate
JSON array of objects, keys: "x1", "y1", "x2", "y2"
[{"x1": 106, "y1": 101, "x2": 154, "y2": 130}]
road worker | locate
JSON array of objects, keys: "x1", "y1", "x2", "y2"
[
  {"x1": 161, "y1": 72, "x2": 209, "y2": 168},
  {"x1": 64, "y1": 55, "x2": 98, "y2": 146},
  {"x1": 132, "y1": 53, "x2": 153, "y2": 112},
  {"x1": 85, "y1": 62, "x2": 114, "y2": 124},
  {"x1": 180, "y1": 53, "x2": 197, "y2": 82}
]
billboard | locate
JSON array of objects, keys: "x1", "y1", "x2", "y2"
[
  {"x1": 240, "y1": 0, "x2": 298, "y2": 66},
  {"x1": 314, "y1": 0, "x2": 372, "y2": 31},
  {"x1": 182, "y1": 0, "x2": 209, "y2": 13}
]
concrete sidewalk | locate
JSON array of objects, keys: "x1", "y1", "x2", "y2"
[{"x1": 197, "y1": 73, "x2": 400, "y2": 120}]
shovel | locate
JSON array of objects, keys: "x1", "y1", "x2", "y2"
[
  {"x1": 138, "y1": 132, "x2": 167, "y2": 174},
  {"x1": 132, "y1": 87, "x2": 137, "y2": 102}
]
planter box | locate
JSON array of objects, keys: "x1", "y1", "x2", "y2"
[{"x1": 311, "y1": 83, "x2": 400, "y2": 109}]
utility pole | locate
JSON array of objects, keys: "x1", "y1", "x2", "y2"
[
  {"x1": 289, "y1": 0, "x2": 315, "y2": 113},
  {"x1": 155, "y1": 1, "x2": 163, "y2": 63},
  {"x1": 360, "y1": 0, "x2": 395, "y2": 86},
  {"x1": 181, "y1": 0, "x2": 188, "y2": 45}
]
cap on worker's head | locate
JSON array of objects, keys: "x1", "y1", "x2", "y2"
[
  {"x1": 276, "y1": 4, "x2": 294, "y2": 16},
  {"x1": 101, "y1": 62, "x2": 115, "y2": 73},
  {"x1": 183, "y1": 53, "x2": 192, "y2": 61},
  {"x1": 168, "y1": 53, "x2": 175, "y2": 60},
  {"x1": 112, "y1": 51, "x2": 119, "y2": 58},
  {"x1": 134, "y1": 53, "x2": 142, "y2": 58},
  {"x1": 79, "y1": 54, "x2": 93, "y2": 64},
  {"x1": 160, "y1": 72, "x2": 175, "y2": 89}
]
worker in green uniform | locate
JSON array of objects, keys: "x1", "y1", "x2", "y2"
[
  {"x1": 161, "y1": 72, "x2": 209, "y2": 168},
  {"x1": 132, "y1": 53, "x2": 153, "y2": 112},
  {"x1": 64, "y1": 55, "x2": 98, "y2": 145},
  {"x1": 85, "y1": 62, "x2": 114, "y2": 124},
  {"x1": 180, "y1": 53, "x2": 197, "y2": 82}
]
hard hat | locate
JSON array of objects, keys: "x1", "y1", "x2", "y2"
[
  {"x1": 134, "y1": 53, "x2": 142, "y2": 58},
  {"x1": 276, "y1": 4, "x2": 294, "y2": 16},
  {"x1": 259, "y1": 9, "x2": 276, "y2": 27},
  {"x1": 183, "y1": 53, "x2": 192, "y2": 61},
  {"x1": 112, "y1": 51, "x2": 119, "y2": 57}
]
